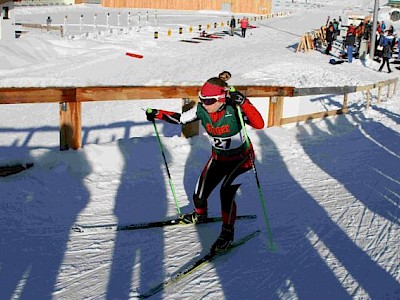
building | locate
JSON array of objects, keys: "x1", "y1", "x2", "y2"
[
  {"x1": 0, "y1": 0, "x2": 15, "y2": 40},
  {"x1": 101, "y1": 0, "x2": 272, "y2": 15}
]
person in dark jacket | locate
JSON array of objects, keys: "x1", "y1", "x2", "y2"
[
  {"x1": 229, "y1": 15, "x2": 236, "y2": 36},
  {"x1": 325, "y1": 24, "x2": 335, "y2": 55},
  {"x1": 379, "y1": 34, "x2": 393, "y2": 73},
  {"x1": 345, "y1": 27, "x2": 356, "y2": 63}
]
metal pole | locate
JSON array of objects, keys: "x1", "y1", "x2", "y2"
[{"x1": 369, "y1": 0, "x2": 379, "y2": 59}]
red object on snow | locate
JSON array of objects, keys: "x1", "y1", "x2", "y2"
[{"x1": 126, "y1": 52, "x2": 143, "y2": 59}]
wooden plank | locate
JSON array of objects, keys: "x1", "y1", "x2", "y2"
[
  {"x1": 181, "y1": 98, "x2": 199, "y2": 138},
  {"x1": 236, "y1": 86, "x2": 294, "y2": 97},
  {"x1": 294, "y1": 86, "x2": 357, "y2": 96},
  {"x1": 0, "y1": 86, "x2": 293, "y2": 104},
  {"x1": 281, "y1": 109, "x2": 344, "y2": 125},
  {"x1": 377, "y1": 87, "x2": 382, "y2": 104},
  {"x1": 342, "y1": 93, "x2": 348, "y2": 113},
  {"x1": 0, "y1": 88, "x2": 76, "y2": 104},
  {"x1": 267, "y1": 96, "x2": 284, "y2": 127},
  {"x1": 76, "y1": 86, "x2": 200, "y2": 101},
  {"x1": 60, "y1": 102, "x2": 82, "y2": 150}
]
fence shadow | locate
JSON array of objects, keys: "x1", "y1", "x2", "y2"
[{"x1": 0, "y1": 126, "x2": 91, "y2": 298}]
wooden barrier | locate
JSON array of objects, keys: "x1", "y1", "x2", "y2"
[
  {"x1": 0, "y1": 79, "x2": 397, "y2": 150},
  {"x1": 0, "y1": 85, "x2": 294, "y2": 150},
  {"x1": 296, "y1": 26, "x2": 326, "y2": 53},
  {"x1": 21, "y1": 23, "x2": 64, "y2": 37}
]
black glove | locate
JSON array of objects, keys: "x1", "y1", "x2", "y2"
[
  {"x1": 229, "y1": 91, "x2": 246, "y2": 105},
  {"x1": 146, "y1": 108, "x2": 158, "y2": 122}
]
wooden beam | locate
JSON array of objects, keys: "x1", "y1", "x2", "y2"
[
  {"x1": 0, "y1": 86, "x2": 294, "y2": 104},
  {"x1": 268, "y1": 96, "x2": 284, "y2": 127},
  {"x1": 377, "y1": 87, "x2": 382, "y2": 104},
  {"x1": 342, "y1": 93, "x2": 348, "y2": 113},
  {"x1": 281, "y1": 109, "x2": 344, "y2": 125},
  {"x1": 294, "y1": 86, "x2": 357, "y2": 96},
  {"x1": 0, "y1": 87, "x2": 76, "y2": 104},
  {"x1": 60, "y1": 101, "x2": 82, "y2": 151},
  {"x1": 76, "y1": 86, "x2": 200, "y2": 102},
  {"x1": 181, "y1": 97, "x2": 199, "y2": 138}
]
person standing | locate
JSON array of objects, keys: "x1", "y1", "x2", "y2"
[
  {"x1": 145, "y1": 77, "x2": 264, "y2": 252},
  {"x1": 239, "y1": 17, "x2": 248, "y2": 38},
  {"x1": 229, "y1": 16, "x2": 236, "y2": 36},
  {"x1": 379, "y1": 33, "x2": 393, "y2": 73},
  {"x1": 345, "y1": 26, "x2": 356, "y2": 63},
  {"x1": 359, "y1": 20, "x2": 371, "y2": 60},
  {"x1": 325, "y1": 23, "x2": 335, "y2": 55}
]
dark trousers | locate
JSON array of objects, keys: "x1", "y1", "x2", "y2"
[
  {"x1": 325, "y1": 42, "x2": 332, "y2": 54},
  {"x1": 241, "y1": 28, "x2": 247, "y2": 38},
  {"x1": 379, "y1": 57, "x2": 392, "y2": 72},
  {"x1": 193, "y1": 156, "x2": 251, "y2": 225}
]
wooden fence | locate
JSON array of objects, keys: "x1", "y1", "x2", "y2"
[{"x1": 0, "y1": 78, "x2": 397, "y2": 150}]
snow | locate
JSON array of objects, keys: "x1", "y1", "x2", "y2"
[{"x1": 1, "y1": 1, "x2": 399, "y2": 299}]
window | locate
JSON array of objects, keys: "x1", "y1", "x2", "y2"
[{"x1": 3, "y1": 7, "x2": 10, "y2": 20}]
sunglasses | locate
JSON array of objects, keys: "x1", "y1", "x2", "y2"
[{"x1": 198, "y1": 92, "x2": 226, "y2": 105}]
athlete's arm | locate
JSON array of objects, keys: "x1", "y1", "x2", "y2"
[{"x1": 155, "y1": 106, "x2": 198, "y2": 125}]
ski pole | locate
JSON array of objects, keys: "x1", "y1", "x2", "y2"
[
  {"x1": 148, "y1": 111, "x2": 181, "y2": 215},
  {"x1": 236, "y1": 105, "x2": 276, "y2": 251}
]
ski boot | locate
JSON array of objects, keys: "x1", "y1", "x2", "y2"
[
  {"x1": 211, "y1": 224, "x2": 234, "y2": 253},
  {"x1": 180, "y1": 210, "x2": 208, "y2": 224}
]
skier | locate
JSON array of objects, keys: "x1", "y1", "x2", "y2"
[{"x1": 145, "y1": 77, "x2": 264, "y2": 252}]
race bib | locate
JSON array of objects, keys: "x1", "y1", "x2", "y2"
[{"x1": 210, "y1": 130, "x2": 245, "y2": 150}]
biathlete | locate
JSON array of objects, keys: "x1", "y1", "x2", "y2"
[{"x1": 146, "y1": 77, "x2": 264, "y2": 252}]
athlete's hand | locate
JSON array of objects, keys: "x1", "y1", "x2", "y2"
[
  {"x1": 229, "y1": 91, "x2": 246, "y2": 105},
  {"x1": 146, "y1": 108, "x2": 158, "y2": 122}
]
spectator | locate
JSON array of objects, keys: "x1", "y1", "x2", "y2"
[
  {"x1": 46, "y1": 16, "x2": 52, "y2": 27},
  {"x1": 388, "y1": 25, "x2": 394, "y2": 35},
  {"x1": 359, "y1": 21, "x2": 371, "y2": 60},
  {"x1": 239, "y1": 17, "x2": 248, "y2": 38},
  {"x1": 229, "y1": 15, "x2": 236, "y2": 36},
  {"x1": 378, "y1": 32, "x2": 393, "y2": 73},
  {"x1": 377, "y1": 21, "x2": 382, "y2": 34},
  {"x1": 376, "y1": 31, "x2": 385, "y2": 58},
  {"x1": 333, "y1": 18, "x2": 340, "y2": 39},
  {"x1": 325, "y1": 24, "x2": 335, "y2": 55},
  {"x1": 355, "y1": 22, "x2": 364, "y2": 54},
  {"x1": 381, "y1": 21, "x2": 386, "y2": 32},
  {"x1": 345, "y1": 26, "x2": 356, "y2": 63}
]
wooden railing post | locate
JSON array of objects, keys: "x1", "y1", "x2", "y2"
[
  {"x1": 342, "y1": 93, "x2": 348, "y2": 113},
  {"x1": 59, "y1": 99, "x2": 82, "y2": 150},
  {"x1": 181, "y1": 97, "x2": 199, "y2": 137},
  {"x1": 377, "y1": 87, "x2": 382, "y2": 104},
  {"x1": 268, "y1": 96, "x2": 284, "y2": 127},
  {"x1": 366, "y1": 90, "x2": 371, "y2": 109}
]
